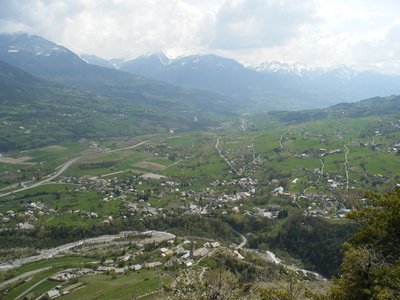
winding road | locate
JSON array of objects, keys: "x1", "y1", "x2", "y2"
[
  {"x1": 0, "y1": 140, "x2": 149, "y2": 199},
  {"x1": 0, "y1": 157, "x2": 81, "y2": 198},
  {"x1": 233, "y1": 229, "x2": 247, "y2": 249},
  {"x1": 0, "y1": 230, "x2": 175, "y2": 271},
  {"x1": 253, "y1": 249, "x2": 326, "y2": 281},
  {"x1": 215, "y1": 137, "x2": 240, "y2": 176}
]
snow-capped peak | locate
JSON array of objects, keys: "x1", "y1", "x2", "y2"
[
  {"x1": 141, "y1": 51, "x2": 171, "y2": 65},
  {"x1": 0, "y1": 32, "x2": 70, "y2": 57},
  {"x1": 253, "y1": 60, "x2": 362, "y2": 80},
  {"x1": 330, "y1": 64, "x2": 359, "y2": 80},
  {"x1": 254, "y1": 60, "x2": 312, "y2": 77}
]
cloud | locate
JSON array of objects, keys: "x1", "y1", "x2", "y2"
[
  {"x1": 209, "y1": 0, "x2": 318, "y2": 49},
  {"x1": 0, "y1": 0, "x2": 213, "y2": 58},
  {"x1": 0, "y1": 0, "x2": 400, "y2": 73}
]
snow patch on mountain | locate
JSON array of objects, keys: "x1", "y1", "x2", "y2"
[
  {"x1": 0, "y1": 32, "x2": 70, "y2": 57},
  {"x1": 254, "y1": 60, "x2": 361, "y2": 80},
  {"x1": 254, "y1": 60, "x2": 313, "y2": 77},
  {"x1": 140, "y1": 51, "x2": 171, "y2": 65},
  {"x1": 330, "y1": 64, "x2": 359, "y2": 80}
]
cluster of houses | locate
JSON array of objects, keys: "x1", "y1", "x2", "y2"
[
  {"x1": 0, "y1": 201, "x2": 53, "y2": 231},
  {"x1": 41, "y1": 236, "x2": 228, "y2": 298}
]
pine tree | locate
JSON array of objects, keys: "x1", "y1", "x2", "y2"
[{"x1": 329, "y1": 187, "x2": 400, "y2": 299}]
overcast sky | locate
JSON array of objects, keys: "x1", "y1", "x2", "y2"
[{"x1": 1, "y1": 0, "x2": 400, "y2": 73}]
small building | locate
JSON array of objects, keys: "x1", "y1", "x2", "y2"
[
  {"x1": 144, "y1": 262, "x2": 162, "y2": 269},
  {"x1": 114, "y1": 268, "x2": 126, "y2": 275},
  {"x1": 130, "y1": 264, "x2": 143, "y2": 271},
  {"x1": 210, "y1": 242, "x2": 220, "y2": 248},
  {"x1": 234, "y1": 250, "x2": 245, "y2": 260},
  {"x1": 46, "y1": 289, "x2": 61, "y2": 299},
  {"x1": 104, "y1": 259, "x2": 114, "y2": 265},
  {"x1": 193, "y1": 247, "x2": 209, "y2": 258}
]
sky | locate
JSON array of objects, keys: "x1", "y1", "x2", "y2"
[{"x1": 1, "y1": 0, "x2": 400, "y2": 73}]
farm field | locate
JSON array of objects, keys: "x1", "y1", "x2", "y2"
[{"x1": 0, "y1": 112, "x2": 399, "y2": 299}]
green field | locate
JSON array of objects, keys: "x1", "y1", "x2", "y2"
[{"x1": 61, "y1": 270, "x2": 171, "y2": 300}]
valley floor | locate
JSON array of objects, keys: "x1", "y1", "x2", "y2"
[{"x1": 0, "y1": 113, "x2": 398, "y2": 298}]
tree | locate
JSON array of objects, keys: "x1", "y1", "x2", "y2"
[
  {"x1": 260, "y1": 271, "x2": 304, "y2": 300},
  {"x1": 170, "y1": 269, "x2": 241, "y2": 300},
  {"x1": 328, "y1": 187, "x2": 400, "y2": 300}
]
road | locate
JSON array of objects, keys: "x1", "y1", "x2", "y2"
[
  {"x1": 0, "y1": 230, "x2": 175, "y2": 271},
  {"x1": 162, "y1": 159, "x2": 183, "y2": 171},
  {"x1": 303, "y1": 157, "x2": 325, "y2": 195},
  {"x1": 0, "y1": 140, "x2": 149, "y2": 199},
  {"x1": 344, "y1": 144, "x2": 350, "y2": 191},
  {"x1": 101, "y1": 170, "x2": 126, "y2": 178},
  {"x1": 14, "y1": 274, "x2": 53, "y2": 300},
  {"x1": 0, "y1": 267, "x2": 52, "y2": 291},
  {"x1": 136, "y1": 290, "x2": 163, "y2": 299},
  {"x1": 233, "y1": 229, "x2": 247, "y2": 249},
  {"x1": 315, "y1": 158, "x2": 325, "y2": 185},
  {"x1": 320, "y1": 158, "x2": 325, "y2": 176},
  {"x1": 251, "y1": 249, "x2": 326, "y2": 281},
  {"x1": 199, "y1": 267, "x2": 207, "y2": 280},
  {"x1": 215, "y1": 137, "x2": 240, "y2": 176},
  {"x1": 108, "y1": 140, "x2": 148, "y2": 153},
  {"x1": 0, "y1": 157, "x2": 81, "y2": 198},
  {"x1": 279, "y1": 135, "x2": 284, "y2": 150}
]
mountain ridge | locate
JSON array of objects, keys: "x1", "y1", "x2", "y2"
[
  {"x1": 0, "y1": 32, "x2": 242, "y2": 114},
  {"x1": 2, "y1": 32, "x2": 400, "y2": 113}
]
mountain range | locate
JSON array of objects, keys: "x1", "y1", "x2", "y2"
[
  {"x1": 274, "y1": 95, "x2": 400, "y2": 124},
  {"x1": 0, "y1": 33, "x2": 241, "y2": 113},
  {"x1": 0, "y1": 59, "x2": 225, "y2": 151},
  {"x1": 0, "y1": 32, "x2": 399, "y2": 152},
  {"x1": 88, "y1": 51, "x2": 400, "y2": 111},
  {"x1": 0, "y1": 33, "x2": 239, "y2": 152},
  {"x1": 2, "y1": 32, "x2": 400, "y2": 112}
]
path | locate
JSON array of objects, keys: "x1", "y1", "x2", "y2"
[
  {"x1": 162, "y1": 159, "x2": 183, "y2": 171},
  {"x1": 44, "y1": 216, "x2": 55, "y2": 224},
  {"x1": 233, "y1": 229, "x2": 247, "y2": 249},
  {"x1": 187, "y1": 138, "x2": 195, "y2": 156},
  {"x1": 344, "y1": 144, "x2": 350, "y2": 191},
  {"x1": 199, "y1": 267, "x2": 207, "y2": 280},
  {"x1": 196, "y1": 249, "x2": 218, "y2": 265},
  {"x1": 101, "y1": 170, "x2": 125, "y2": 178},
  {"x1": 215, "y1": 137, "x2": 240, "y2": 176},
  {"x1": 14, "y1": 274, "x2": 53, "y2": 300},
  {"x1": 250, "y1": 140, "x2": 261, "y2": 164},
  {"x1": 315, "y1": 158, "x2": 325, "y2": 185},
  {"x1": 107, "y1": 140, "x2": 148, "y2": 153},
  {"x1": 320, "y1": 158, "x2": 325, "y2": 176},
  {"x1": 279, "y1": 135, "x2": 284, "y2": 150},
  {"x1": 303, "y1": 157, "x2": 325, "y2": 194},
  {"x1": 136, "y1": 290, "x2": 163, "y2": 299}
]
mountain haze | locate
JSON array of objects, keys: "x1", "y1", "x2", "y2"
[
  {"x1": 0, "y1": 33, "x2": 241, "y2": 114},
  {"x1": 117, "y1": 52, "x2": 400, "y2": 110},
  {"x1": 0, "y1": 59, "x2": 227, "y2": 152}
]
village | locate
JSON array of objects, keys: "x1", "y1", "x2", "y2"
[
  {"x1": 1, "y1": 160, "x2": 359, "y2": 237},
  {"x1": 3, "y1": 228, "x2": 249, "y2": 300}
]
